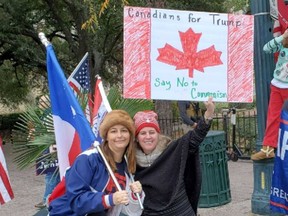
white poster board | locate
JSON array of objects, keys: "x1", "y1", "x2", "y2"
[{"x1": 123, "y1": 7, "x2": 254, "y2": 102}]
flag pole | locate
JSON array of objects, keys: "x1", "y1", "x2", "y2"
[
  {"x1": 96, "y1": 76, "x2": 143, "y2": 209},
  {"x1": 38, "y1": 32, "x2": 51, "y2": 47},
  {"x1": 124, "y1": 155, "x2": 144, "y2": 210},
  {"x1": 93, "y1": 141, "x2": 122, "y2": 191},
  {"x1": 95, "y1": 142, "x2": 144, "y2": 209}
]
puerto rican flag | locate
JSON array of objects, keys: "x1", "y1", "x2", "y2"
[
  {"x1": 0, "y1": 137, "x2": 14, "y2": 205},
  {"x1": 46, "y1": 44, "x2": 96, "y2": 178}
]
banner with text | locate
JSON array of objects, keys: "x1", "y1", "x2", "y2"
[
  {"x1": 123, "y1": 6, "x2": 254, "y2": 102},
  {"x1": 270, "y1": 101, "x2": 288, "y2": 214}
]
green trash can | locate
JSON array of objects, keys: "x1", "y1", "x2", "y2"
[{"x1": 198, "y1": 130, "x2": 231, "y2": 208}]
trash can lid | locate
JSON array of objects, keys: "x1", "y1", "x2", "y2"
[{"x1": 206, "y1": 130, "x2": 225, "y2": 137}]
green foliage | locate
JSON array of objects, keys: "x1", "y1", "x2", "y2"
[
  {"x1": 223, "y1": 0, "x2": 250, "y2": 13},
  {"x1": 12, "y1": 95, "x2": 56, "y2": 170},
  {"x1": 165, "y1": 0, "x2": 225, "y2": 12},
  {"x1": 11, "y1": 87, "x2": 153, "y2": 170},
  {"x1": 171, "y1": 101, "x2": 180, "y2": 119},
  {"x1": 0, "y1": 113, "x2": 21, "y2": 130},
  {"x1": 108, "y1": 86, "x2": 154, "y2": 117},
  {"x1": 0, "y1": 61, "x2": 31, "y2": 107},
  {"x1": 0, "y1": 0, "x2": 89, "y2": 106}
]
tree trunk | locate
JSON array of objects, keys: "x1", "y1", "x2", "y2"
[{"x1": 155, "y1": 100, "x2": 173, "y2": 137}]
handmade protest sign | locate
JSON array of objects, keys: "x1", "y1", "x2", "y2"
[{"x1": 123, "y1": 6, "x2": 254, "y2": 102}]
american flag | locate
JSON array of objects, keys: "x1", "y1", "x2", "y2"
[
  {"x1": 68, "y1": 52, "x2": 90, "y2": 94},
  {"x1": 68, "y1": 53, "x2": 92, "y2": 122},
  {"x1": 0, "y1": 137, "x2": 14, "y2": 205}
]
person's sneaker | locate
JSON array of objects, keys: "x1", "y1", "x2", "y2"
[
  {"x1": 34, "y1": 201, "x2": 46, "y2": 208},
  {"x1": 251, "y1": 146, "x2": 275, "y2": 161}
]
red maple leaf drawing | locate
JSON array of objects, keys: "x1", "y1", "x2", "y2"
[{"x1": 157, "y1": 28, "x2": 223, "y2": 78}]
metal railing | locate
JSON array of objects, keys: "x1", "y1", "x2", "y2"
[{"x1": 159, "y1": 108, "x2": 257, "y2": 159}]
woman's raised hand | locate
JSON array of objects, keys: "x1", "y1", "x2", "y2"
[{"x1": 204, "y1": 97, "x2": 215, "y2": 119}]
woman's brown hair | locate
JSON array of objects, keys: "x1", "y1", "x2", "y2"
[{"x1": 100, "y1": 132, "x2": 136, "y2": 173}]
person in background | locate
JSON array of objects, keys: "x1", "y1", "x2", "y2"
[
  {"x1": 34, "y1": 144, "x2": 60, "y2": 209},
  {"x1": 34, "y1": 95, "x2": 60, "y2": 209},
  {"x1": 177, "y1": 101, "x2": 202, "y2": 133},
  {"x1": 251, "y1": 28, "x2": 288, "y2": 160},
  {"x1": 134, "y1": 97, "x2": 214, "y2": 216},
  {"x1": 48, "y1": 110, "x2": 144, "y2": 216}
]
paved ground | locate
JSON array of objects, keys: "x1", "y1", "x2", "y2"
[
  {"x1": 0, "y1": 142, "x2": 268, "y2": 216},
  {"x1": 0, "y1": 142, "x2": 44, "y2": 216},
  {"x1": 198, "y1": 159, "x2": 254, "y2": 216}
]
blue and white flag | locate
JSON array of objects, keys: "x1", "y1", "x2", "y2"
[{"x1": 270, "y1": 100, "x2": 288, "y2": 214}]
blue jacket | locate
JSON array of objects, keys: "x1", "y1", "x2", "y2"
[{"x1": 49, "y1": 147, "x2": 144, "y2": 216}]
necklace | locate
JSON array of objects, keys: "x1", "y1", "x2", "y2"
[{"x1": 144, "y1": 153, "x2": 152, "y2": 167}]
